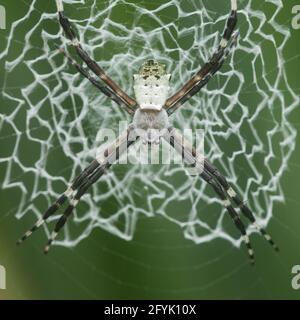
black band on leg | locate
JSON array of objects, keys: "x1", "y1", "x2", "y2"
[
  {"x1": 58, "y1": 12, "x2": 77, "y2": 40},
  {"x1": 222, "y1": 11, "x2": 237, "y2": 41}
]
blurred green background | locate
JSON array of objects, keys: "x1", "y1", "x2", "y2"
[{"x1": 0, "y1": 0, "x2": 300, "y2": 299}]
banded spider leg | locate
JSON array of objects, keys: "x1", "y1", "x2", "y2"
[
  {"x1": 163, "y1": 127, "x2": 278, "y2": 264},
  {"x1": 17, "y1": 126, "x2": 137, "y2": 253},
  {"x1": 55, "y1": 0, "x2": 137, "y2": 113},
  {"x1": 165, "y1": 0, "x2": 239, "y2": 115}
]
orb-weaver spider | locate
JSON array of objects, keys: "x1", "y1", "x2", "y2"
[{"x1": 18, "y1": 0, "x2": 278, "y2": 264}]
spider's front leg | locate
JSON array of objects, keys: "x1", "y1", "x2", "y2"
[
  {"x1": 58, "y1": 47, "x2": 133, "y2": 113},
  {"x1": 55, "y1": 0, "x2": 137, "y2": 113},
  {"x1": 163, "y1": 127, "x2": 278, "y2": 264},
  {"x1": 165, "y1": 0, "x2": 239, "y2": 115},
  {"x1": 17, "y1": 125, "x2": 137, "y2": 253}
]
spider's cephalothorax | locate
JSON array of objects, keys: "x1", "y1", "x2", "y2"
[
  {"x1": 18, "y1": 0, "x2": 279, "y2": 265},
  {"x1": 132, "y1": 108, "x2": 170, "y2": 144},
  {"x1": 133, "y1": 60, "x2": 171, "y2": 111}
]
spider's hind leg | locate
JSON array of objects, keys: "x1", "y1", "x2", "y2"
[
  {"x1": 16, "y1": 160, "x2": 100, "y2": 246},
  {"x1": 43, "y1": 162, "x2": 111, "y2": 254},
  {"x1": 163, "y1": 127, "x2": 255, "y2": 264},
  {"x1": 202, "y1": 171, "x2": 255, "y2": 264},
  {"x1": 18, "y1": 127, "x2": 137, "y2": 252},
  {"x1": 204, "y1": 160, "x2": 279, "y2": 252},
  {"x1": 43, "y1": 127, "x2": 137, "y2": 254}
]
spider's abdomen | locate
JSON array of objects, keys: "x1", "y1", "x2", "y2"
[{"x1": 133, "y1": 74, "x2": 171, "y2": 111}]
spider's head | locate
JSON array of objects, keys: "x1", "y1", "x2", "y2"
[{"x1": 133, "y1": 60, "x2": 171, "y2": 111}]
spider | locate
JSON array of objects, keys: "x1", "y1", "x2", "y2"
[{"x1": 18, "y1": 0, "x2": 278, "y2": 264}]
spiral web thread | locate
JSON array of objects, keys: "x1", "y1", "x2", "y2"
[{"x1": 0, "y1": 0, "x2": 298, "y2": 250}]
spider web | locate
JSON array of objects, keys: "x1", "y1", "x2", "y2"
[{"x1": 0, "y1": 0, "x2": 298, "y2": 252}]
